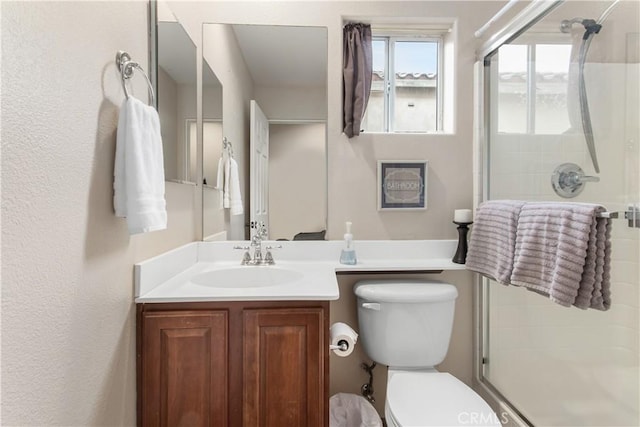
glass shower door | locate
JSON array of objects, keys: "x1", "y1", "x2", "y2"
[{"x1": 482, "y1": 1, "x2": 639, "y2": 425}]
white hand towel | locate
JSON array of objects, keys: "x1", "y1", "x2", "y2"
[
  {"x1": 228, "y1": 157, "x2": 244, "y2": 216},
  {"x1": 114, "y1": 99, "x2": 128, "y2": 218},
  {"x1": 223, "y1": 156, "x2": 231, "y2": 209},
  {"x1": 113, "y1": 97, "x2": 167, "y2": 234},
  {"x1": 215, "y1": 156, "x2": 225, "y2": 208}
]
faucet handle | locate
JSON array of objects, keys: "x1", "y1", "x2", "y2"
[
  {"x1": 233, "y1": 245, "x2": 250, "y2": 250},
  {"x1": 263, "y1": 245, "x2": 281, "y2": 265},
  {"x1": 264, "y1": 251, "x2": 275, "y2": 264},
  {"x1": 576, "y1": 172, "x2": 600, "y2": 183}
]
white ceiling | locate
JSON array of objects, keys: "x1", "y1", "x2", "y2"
[
  {"x1": 231, "y1": 24, "x2": 327, "y2": 88},
  {"x1": 158, "y1": 23, "x2": 327, "y2": 89}
]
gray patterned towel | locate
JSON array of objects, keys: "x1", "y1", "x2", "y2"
[
  {"x1": 510, "y1": 202, "x2": 611, "y2": 310},
  {"x1": 466, "y1": 200, "x2": 526, "y2": 285}
]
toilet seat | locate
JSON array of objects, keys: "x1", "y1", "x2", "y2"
[{"x1": 386, "y1": 371, "x2": 501, "y2": 427}]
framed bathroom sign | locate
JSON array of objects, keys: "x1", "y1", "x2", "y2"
[{"x1": 378, "y1": 160, "x2": 428, "y2": 210}]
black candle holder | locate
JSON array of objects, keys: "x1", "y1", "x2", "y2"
[{"x1": 452, "y1": 221, "x2": 473, "y2": 264}]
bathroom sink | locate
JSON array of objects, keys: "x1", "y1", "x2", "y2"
[{"x1": 190, "y1": 266, "x2": 304, "y2": 288}]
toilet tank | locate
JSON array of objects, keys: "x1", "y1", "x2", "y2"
[{"x1": 354, "y1": 280, "x2": 458, "y2": 369}]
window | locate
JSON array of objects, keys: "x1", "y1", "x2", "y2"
[
  {"x1": 496, "y1": 40, "x2": 572, "y2": 134},
  {"x1": 362, "y1": 35, "x2": 443, "y2": 133}
]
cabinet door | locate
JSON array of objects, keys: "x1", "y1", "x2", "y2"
[
  {"x1": 243, "y1": 307, "x2": 326, "y2": 427},
  {"x1": 141, "y1": 310, "x2": 228, "y2": 427}
]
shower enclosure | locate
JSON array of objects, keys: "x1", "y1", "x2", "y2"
[{"x1": 477, "y1": 1, "x2": 639, "y2": 425}]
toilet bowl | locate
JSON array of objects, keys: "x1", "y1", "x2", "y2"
[
  {"x1": 354, "y1": 280, "x2": 500, "y2": 427},
  {"x1": 385, "y1": 370, "x2": 500, "y2": 427}
]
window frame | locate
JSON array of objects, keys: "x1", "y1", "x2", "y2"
[
  {"x1": 370, "y1": 34, "x2": 444, "y2": 133},
  {"x1": 495, "y1": 33, "x2": 573, "y2": 135}
]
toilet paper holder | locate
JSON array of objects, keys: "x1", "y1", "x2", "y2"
[{"x1": 329, "y1": 340, "x2": 349, "y2": 352}]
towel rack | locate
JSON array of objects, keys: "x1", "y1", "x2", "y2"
[
  {"x1": 598, "y1": 207, "x2": 640, "y2": 228},
  {"x1": 598, "y1": 211, "x2": 617, "y2": 218},
  {"x1": 115, "y1": 50, "x2": 155, "y2": 105},
  {"x1": 223, "y1": 137, "x2": 234, "y2": 158}
]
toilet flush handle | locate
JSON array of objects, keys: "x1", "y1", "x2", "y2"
[{"x1": 361, "y1": 302, "x2": 381, "y2": 311}]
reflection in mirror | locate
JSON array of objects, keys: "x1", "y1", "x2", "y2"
[
  {"x1": 202, "y1": 23, "x2": 328, "y2": 241},
  {"x1": 156, "y1": 3, "x2": 197, "y2": 184},
  {"x1": 203, "y1": 64, "x2": 223, "y2": 187},
  {"x1": 202, "y1": 59, "x2": 224, "y2": 240},
  {"x1": 268, "y1": 122, "x2": 326, "y2": 240}
]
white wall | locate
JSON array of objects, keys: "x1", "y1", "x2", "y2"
[{"x1": 1, "y1": 2, "x2": 197, "y2": 425}]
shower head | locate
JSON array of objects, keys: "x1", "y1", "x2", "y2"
[
  {"x1": 560, "y1": 0, "x2": 621, "y2": 33},
  {"x1": 560, "y1": 17, "x2": 585, "y2": 33},
  {"x1": 560, "y1": 18, "x2": 602, "y2": 40}
]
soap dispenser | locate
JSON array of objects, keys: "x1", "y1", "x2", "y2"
[{"x1": 339, "y1": 221, "x2": 357, "y2": 265}]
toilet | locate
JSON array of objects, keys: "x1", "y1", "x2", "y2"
[{"x1": 354, "y1": 280, "x2": 501, "y2": 427}]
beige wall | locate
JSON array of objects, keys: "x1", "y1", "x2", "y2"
[
  {"x1": 201, "y1": 22, "x2": 254, "y2": 240},
  {"x1": 171, "y1": 0, "x2": 498, "y2": 241},
  {"x1": 255, "y1": 85, "x2": 327, "y2": 122},
  {"x1": 0, "y1": 1, "x2": 507, "y2": 424},
  {"x1": 269, "y1": 123, "x2": 327, "y2": 240},
  {"x1": 158, "y1": 66, "x2": 179, "y2": 180},
  {"x1": 167, "y1": 0, "x2": 500, "y2": 418},
  {"x1": 176, "y1": 83, "x2": 197, "y2": 182},
  {"x1": 1, "y1": 2, "x2": 197, "y2": 425}
]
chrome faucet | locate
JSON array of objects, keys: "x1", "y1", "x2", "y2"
[
  {"x1": 235, "y1": 222, "x2": 280, "y2": 265},
  {"x1": 250, "y1": 222, "x2": 267, "y2": 263}
]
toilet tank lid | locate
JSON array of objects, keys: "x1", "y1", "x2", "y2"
[{"x1": 354, "y1": 280, "x2": 458, "y2": 303}]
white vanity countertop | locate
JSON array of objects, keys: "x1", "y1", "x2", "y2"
[{"x1": 135, "y1": 240, "x2": 466, "y2": 303}]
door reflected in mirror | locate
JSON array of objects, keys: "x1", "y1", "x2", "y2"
[{"x1": 202, "y1": 23, "x2": 328, "y2": 241}]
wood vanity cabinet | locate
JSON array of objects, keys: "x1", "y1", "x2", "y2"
[{"x1": 137, "y1": 301, "x2": 329, "y2": 427}]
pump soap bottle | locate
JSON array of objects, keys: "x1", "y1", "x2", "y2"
[{"x1": 339, "y1": 221, "x2": 357, "y2": 265}]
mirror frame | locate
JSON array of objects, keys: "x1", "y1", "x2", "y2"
[{"x1": 148, "y1": 1, "x2": 158, "y2": 110}]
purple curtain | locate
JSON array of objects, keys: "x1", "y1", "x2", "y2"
[{"x1": 343, "y1": 23, "x2": 372, "y2": 138}]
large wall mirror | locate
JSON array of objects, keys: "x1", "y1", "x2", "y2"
[
  {"x1": 202, "y1": 23, "x2": 328, "y2": 241},
  {"x1": 202, "y1": 57, "x2": 224, "y2": 240},
  {"x1": 155, "y1": 1, "x2": 198, "y2": 184}
]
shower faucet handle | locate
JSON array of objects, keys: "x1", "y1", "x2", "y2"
[
  {"x1": 576, "y1": 173, "x2": 600, "y2": 183},
  {"x1": 563, "y1": 170, "x2": 599, "y2": 187},
  {"x1": 551, "y1": 163, "x2": 600, "y2": 198}
]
